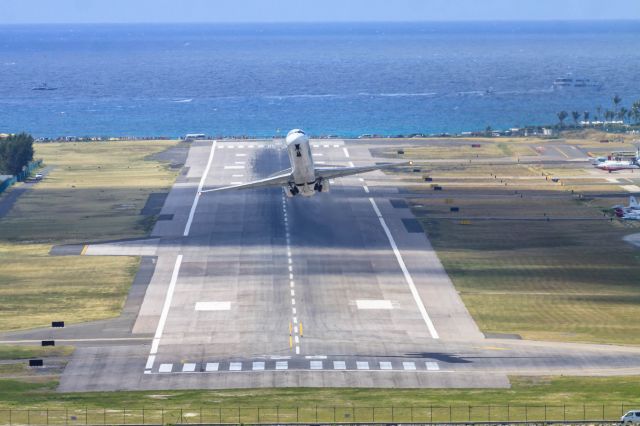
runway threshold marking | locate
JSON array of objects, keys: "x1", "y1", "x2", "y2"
[
  {"x1": 185, "y1": 140, "x2": 217, "y2": 236},
  {"x1": 145, "y1": 254, "x2": 183, "y2": 373}
]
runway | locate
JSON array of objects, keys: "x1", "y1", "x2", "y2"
[{"x1": 21, "y1": 138, "x2": 640, "y2": 391}]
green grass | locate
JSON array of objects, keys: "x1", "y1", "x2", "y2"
[
  {"x1": 0, "y1": 141, "x2": 179, "y2": 331},
  {"x1": 416, "y1": 194, "x2": 640, "y2": 344},
  {"x1": 0, "y1": 346, "x2": 73, "y2": 360},
  {"x1": 0, "y1": 377, "x2": 639, "y2": 423},
  {"x1": 0, "y1": 141, "x2": 179, "y2": 243}
]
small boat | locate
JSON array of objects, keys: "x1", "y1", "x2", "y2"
[
  {"x1": 32, "y1": 83, "x2": 57, "y2": 91},
  {"x1": 553, "y1": 75, "x2": 602, "y2": 90}
]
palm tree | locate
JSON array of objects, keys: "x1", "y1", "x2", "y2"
[
  {"x1": 571, "y1": 111, "x2": 581, "y2": 125},
  {"x1": 557, "y1": 111, "x2": 568, "y2": 127},
  {"x1": 618, "y1": 107, "x2": 628, "y2": 123},
  {"x1": 583, "y1": 111, "x2": 590, "y2": 124},
  {"x1": 605, "y1": 110, "x2": 614, "y2": 122},
  {"x1": 613, "y1": 94, "x2": 622, "y2": 113},
  {"x1": 632, "y1": 100, "x2": 640, "y2": 124}
]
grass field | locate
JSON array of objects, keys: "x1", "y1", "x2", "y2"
[
  {"x1": 0, "y1": 141, "x2": 178, "y2": 243},
  {"x1": 0, "y1": 346, "x2": 73, "y2": 361},
  {"x1": 0, "y1": 141, "x2": 179, "y2": 331},
  {"x1": 414, "y1": 192, "x2": 640, "y2": 344},
  {"x1": 0, "y1": 376, "x2": 639, "y2": 423}
]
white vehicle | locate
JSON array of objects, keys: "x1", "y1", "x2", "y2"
[
  {"x1": 621, "y1": 411, "x2": 640, "y2": 425},
  {"x1": 34, "y1": 173, "x2": 44, "y2": 180},
  {"x1": 200, "y1": 129, "x2": 409, "y2": 197}
]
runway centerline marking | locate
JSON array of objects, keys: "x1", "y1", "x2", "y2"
[
  {"x1": 145, "y1": 254, "x2": 183, "y2": 372},
  {"x1": 368, "y1": 198, "x2": 439, "y2": 339},
  {"x1": 185, "y1": 140, "x2": 217, "y2": 237}
]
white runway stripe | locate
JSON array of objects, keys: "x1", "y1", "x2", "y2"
[
  {"x1": 184, "y1": 140, "x2": 217, "y2": 236},
  {"x1": 333, "y1": 361, "x2": 346, "y2": 370},
  {"x1": 182, "y1": 363, "x2": 196, "y2": 372},
  {"x1": 158, "y1": 364, "x2": 173, "y2": 373},
  {"x1": 403, "y1": 361, "x2": 416, "y2": 370},
  {"x1": 369, "y1": 197, "x2": 439, "y2": 339}
]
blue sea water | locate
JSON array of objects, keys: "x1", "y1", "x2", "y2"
[{"x1": 0, "y1": 21, "x2": 639, "y2": 138}]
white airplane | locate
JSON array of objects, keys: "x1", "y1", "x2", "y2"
[
  {"x1": 597, "y1": 148, "x2": 640, "y2": 173},
  {"x1": 621, "y1": 210, "x2": 640, "y2": 220},
  {"x1": 200, "y1": 129, "x2": 410, "y2": 197}
]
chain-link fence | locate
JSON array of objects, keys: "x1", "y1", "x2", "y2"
[{"x1": 0, "y1": 404, "x2": 637, "y2": 425}]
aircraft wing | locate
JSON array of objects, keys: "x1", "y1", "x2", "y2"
[
  {"x1": 199, "y1": 172, "x2": 292, "y2": 194},
  {"x1": 315, "y1": 162, "x2": 411, "y2": 180}
]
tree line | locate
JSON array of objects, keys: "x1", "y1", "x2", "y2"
[
  {"x1": 0, "y1": 133, "x2": 35, "y2": 176},
  {"x1": 557, "y1": 95, "x2": 640, "y2": 127}
]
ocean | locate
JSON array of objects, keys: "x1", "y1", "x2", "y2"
[{"x1": 0, "y1": 21, "x2": 639, "y2": 138}]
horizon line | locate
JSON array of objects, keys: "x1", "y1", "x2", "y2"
[{"x1": 2, "y1": 18, "x2": 640, "y2": 25}]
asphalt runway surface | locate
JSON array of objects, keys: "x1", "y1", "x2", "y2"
[{"x1": 4, "y1": 139, "x2": 640, "y2": 391}]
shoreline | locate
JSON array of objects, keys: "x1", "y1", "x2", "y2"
[{"x1": 18, "y1": 123, "x2": 640, "y2": 143}]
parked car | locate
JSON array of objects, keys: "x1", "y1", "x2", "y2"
[{"x1": 621, "y1": 411, "x2": 640, "y2": 425}]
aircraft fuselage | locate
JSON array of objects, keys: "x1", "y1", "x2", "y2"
[{"x1": 286, "y1": 129, "x2": 319, "y2": 196}]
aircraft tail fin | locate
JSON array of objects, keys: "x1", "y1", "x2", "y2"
[{"x1": 631, "y1": 196, "x2": 639, "y2": 208}]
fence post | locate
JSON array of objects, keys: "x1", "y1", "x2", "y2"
[
  {"x1": 47, "y1": 408, "x2": 49, "y2": 425},
  {"x1": 9, "y1": 408, "x2": 11, "y2": 426},
  {"x1": 219, "y1": 407, "x2": 222, "y2": 424},
  {"x1": 603, "y1": 404, "x2": 605, "y2": 420},
  {"x1": 258, "y1": 407, "x2": 260, "y2": 423},
  {"x1": 66, "y1": 408, "x2": 68, "y2": 426},
  {"x1": 507, "y1": 404, "x2": 510, "y2": 422},
  {"x1": 237, "y1": 407, "x2": 240, "y2": 424},
  {"x1": 316, "y1": 405, "x2": 318, "y2": 423},
  {"x1": 142, "y1": 408, "x2": 145, "y2": 424},
  {"x1": 411, "y1": 406, "x2": 414, "y2": 423},
  {"x1": 332, "y1": 406, "x2": 335, "y2": 423},
  {"x1": 161, "y1": 408, "x2": 164, "y2": 425},
  {"x1": 488, "y1": 405, "x2": 491, "y2": 422},
  {"x1": 544, "y1": 404, "x2": 547, "y2": 421},
  {"x1": 86, "y1": 407, "x2": 88, "y2": 425},
  {"x1": 449, "y1": 405, "x2": 452, "y2": 423},
  {"x1": 583, "y1": 403, "x2": 586, "y2": 421},
  {"x1": 200, "y1": 407, "x2": 203, "y2": 424},
  {"x1": 104, "y1": 408, "x2": 106, "y2": 425},
  {"x1": 392, "y1": 405, "x2": 394, "y2": 422},
  {"x1": 430, "y1": 405, "x2": 433, "y2": 424},
  {"x1": 373, "y1": 406, "x2": 375, "y2": 422},
  {"x1": 124, "y1": 408, "x2": 126, "y2": 425},
  {"x1": 468, "y1": 405, "x2": 471, "y2": 422},
  {"x1": 563, "y1": 404, "x2": 566, "y2": 421},
  {"x1": 277, "y1": 406, "x2": 279, "y2": 423},
  {"x1": 27, "y1": 409, "x2": 30, "y2": 426},
  {"x1": 525, "y1": 404, "x2": 528, "y2": 422}
]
